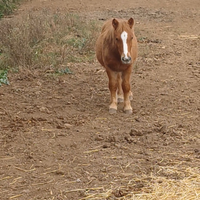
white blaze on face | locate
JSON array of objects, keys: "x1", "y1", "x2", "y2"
[{"x1": 121, "y1": 31, "x2": 128, "y2": 58}]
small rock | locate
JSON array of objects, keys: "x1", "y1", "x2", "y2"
[
  {"x1": 37, "y1": 81, "x2": 42, "y2": 86},
  {"x1": 76, "y1": 178, "x2": 81, "y2": 183},
  {"x1": 64, "y1": 123, "x2": 73, "y2": 129},
  {"x1": 102, "y1": 144, "x2": 109, "y2": 148}
]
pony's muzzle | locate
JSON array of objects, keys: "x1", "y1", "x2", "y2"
[{"x1": 121, "y1": 56, "x2": 131, "y2": 64}]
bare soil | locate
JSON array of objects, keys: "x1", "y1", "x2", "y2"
[{"x1": 0, "y1": 0, "x2": 199, "y2": 199}]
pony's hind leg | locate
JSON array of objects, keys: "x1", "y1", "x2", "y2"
[
  {"x1": 117, "y1": 73, "x2": 124, "y2": 103},
  {"x1": 129, "y1": 91, "x2": 133, "y2": 101},
  {"x1": 122, "y1": 68, "x2": 133, "y2": 114}
]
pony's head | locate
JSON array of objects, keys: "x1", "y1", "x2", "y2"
[{"x1": 112, "y1": 18, "x2": 134, "y2": 64}]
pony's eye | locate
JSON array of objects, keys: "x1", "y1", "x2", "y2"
[
  {"x1": 131, "y1": 36, "x2": 133, "y2": 40},
  {"x1": 116, "y1": 38, "x2": 119, "y2": 41}
]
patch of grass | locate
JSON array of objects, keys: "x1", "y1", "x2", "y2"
[
  {"x1": 0, "y1": 69, "x2": 9, "y2": 86},
  {"x1": 0, "y1": 0, "x2": 22, "y2": 19},
  {"x1": 0, "y1": 11, "x2": 100, "y2": 71},
  {"x1": 55, "y1": 67, "x2": 73, "y2": 75}
]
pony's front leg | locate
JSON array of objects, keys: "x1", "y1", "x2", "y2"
[
  {"x1": 122, "y1": 68, "x2": 132, "y2": 114},
  {"x1": 106, "y1": 69, "x2": 118, "y2": 114},
  {"x1": 117, "y1": 73, "x2": 124, "y2": 103},
  {"x1": 117, "y1": 74, "x2": 133, "y2": 103}
]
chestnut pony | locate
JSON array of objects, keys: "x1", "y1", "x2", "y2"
[{"x1": 96, "y1": 18, "x2": 138, "y2": 114}]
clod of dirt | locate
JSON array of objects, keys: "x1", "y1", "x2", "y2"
[
  {"x1": 134, "y1": 183, "x2": 145, "y2": 189},
  {"x1": 54, "y1": 170, "x2": 65, "y2": 175},
  {"x1": 124, "y1": 136, "x2": 136, "y2": 144},
  {"x1": 102, "y1": 144, "x2": 109, "y2": 148},
  {"x1": 79, "y1": 190, "x2": 86, "y2": 198},
  {"x1": 106, "y1": 135, "x2": 117, "y2": 143},
  {"x1": 39, "y1": 106, "x2": 50, "y2": 113},
  {"x1": 56, "y1": 124, "x2": 64, "y2": 129},
  {"x1": 94, "y1": 134, "x2": 104, "y2": 141},
  {"x1": 134, "y1": 116, "x2": 140, "y2": 122},
  {"x1": 129, "y1": 129, "x2": 143, "y2": 136},
  {"x1": 157, "y1": 125, "x2": 167, "y2": 134},
  {"x1": 112, "y1": 189, "x2": 127, "y2": 197},
  {"x1": 194, "y1": 149, "x2": 200, "y2": 154}
]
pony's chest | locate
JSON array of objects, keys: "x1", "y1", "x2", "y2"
[
  {"x1": 106, "y1": 62, "x2": 131, "y2": 72},
  {"x1": 103, "y1": 52, "x2": 130, "y2": 71}
]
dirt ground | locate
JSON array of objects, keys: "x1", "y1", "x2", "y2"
[{"x1": 0, "y1": 0, "x2": 200, "y2": 199}]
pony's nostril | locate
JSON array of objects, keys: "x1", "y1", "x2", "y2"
[{"x1": 122, "y1": 56, "x2": 131, "y2": 63}]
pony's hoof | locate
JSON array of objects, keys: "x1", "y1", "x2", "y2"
[
  {"x1": 109, "y1": 108, "x2": 117, "y2": 114},
  {"x1": 124, "y1": 109, "x2": 132, "y2": 114},
  {"x1": 117, "y1": 98, "x2": 124, "y2": 103}
]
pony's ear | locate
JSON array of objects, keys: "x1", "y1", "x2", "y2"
[
  {"x1": 112, "y1": 18, "x2": 119, "y2": 30},
  {"x1": 128, "y1": 18, "x2": 134, "y2": 29}
]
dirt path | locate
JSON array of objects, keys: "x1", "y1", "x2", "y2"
[{"x1": 0, "y1": 0, "x2": 199, "y2": 199}]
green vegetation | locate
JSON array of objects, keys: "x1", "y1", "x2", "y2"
[
  {"x1": 0, "y1": 69, "x2": 9, "y2": 85},
  {"x1": 0, "y1": 11, "x2": 100, "y2": 74},
  {"x1": 0, "y1": 0, "x2": 21, "y2": 19},
  {"x1": 56, "y1": 67, "x2": 73, "y2": 75}
]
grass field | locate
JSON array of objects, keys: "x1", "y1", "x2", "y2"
[{"x1": 0, "y1": 10, "x2": 99, "y2": 72}]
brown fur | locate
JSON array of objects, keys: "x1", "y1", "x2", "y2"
[{"x1": 95, "y1": 18, "x2": 138, "y2": 114}]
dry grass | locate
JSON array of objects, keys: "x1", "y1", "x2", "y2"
[
  {"x1": 79, "y1": 166, "x2": 200, "y2": 200},
  {"x1": 0, "y1": 10, "x2": 100, "y2": 70},
  {"x1": 130, "y1": 167, "x2": 200, "y2": 200}
]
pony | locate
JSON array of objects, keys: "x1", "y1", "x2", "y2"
[{"x1": 95, "y1": 18, "x2": 138, "y2": 114}]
